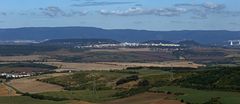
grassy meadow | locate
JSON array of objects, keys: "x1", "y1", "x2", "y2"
[{"x1": 150, "y1": 86, "x2": 240, "y2": 104}]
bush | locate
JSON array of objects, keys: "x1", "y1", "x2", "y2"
[
  {"x1": 113, "y1": 86, "x2": 150, "y2": 98},
  {"x1": 138, "y1": 80, "x2": 150, "y2": 87},
  {"x1": 116, "y1": 75, "x2": 139, "y2": 86},
  {"x1": 181, "y1": 99, "x2": 184, "y2": 103},
  {"x1": 166, "y1": 91, "x2": 172, "y2": 94},
  {"x1": 174, "y1": 92, "x2": 184, "y2": 96},
  {"x1": 176, "y1": 66, "x2": 240, "y2": 91},
  {"x1": 152, "y1": 80, "x2": 170, "y2": 87},
  {"x1": 126, "y1": 67, "x2": 144, "y2": 70}
]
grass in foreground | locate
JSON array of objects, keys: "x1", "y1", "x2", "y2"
[
  {"x1": 0, "y1": 96, "x2": 68, "y2": 104},
  {"x1": 150, "y1": 86, "x2": 240, "y2": 104}
]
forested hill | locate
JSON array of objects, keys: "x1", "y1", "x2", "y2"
[{"x1": 0, "y1": 27, "x2": 240, "y2": 44}]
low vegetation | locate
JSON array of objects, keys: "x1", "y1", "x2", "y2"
[
  {"x1": 150, "y1": 86, "x2": 240, "y2": 104},
  {"x1": 34, "y1": 90, "x2": 118, "y2": 102},
  {"x1": 2, "y1": 65, "x2": 240, "y2": 104},
  {"x1": 175, "y1": 66, "x2": 240, "y2": 91},
  {"x1": 0, "y1": 96, "x2": 68, "y2": 104},
  {"x1": 40, "y1": 71, "x2": 131, "y2": 90}
]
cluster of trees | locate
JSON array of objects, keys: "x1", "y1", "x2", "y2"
[
  {"x1": 0, "y1": 63, "x2": 58, "y2": 70},
  {"x1": 41, "y1": 72, "x2": 90, "y2": 90},
  {"x1": 176, "y1": 67, "x2": 240, "y2": 91},
  {"x1": 41, "y1": 72, "x2": 113, "y2": 91},
  {"x1": 109, "y1": 70, "x2": 139, "y2": 74},
  {"x1": 23, "y1": 93, "x2": 68, "y2": 101}
]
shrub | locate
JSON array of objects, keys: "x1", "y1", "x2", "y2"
[
  {"x1": 138, "y1": 79, "x2": 150, "y2": 87},
  {"x1": 116, "y1": 75, "x2": 139, "y2": 86},
  {"x1": 113, "y1": 86, "x2": 150, "y2": 98}
]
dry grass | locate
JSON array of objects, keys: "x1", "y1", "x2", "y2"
[
  {"x1": 98, "y1": 61, "x2": 204, "y2": 69},
  {"x1": 30, "y1": 73, "x2": 71, "y2": 80},
  {"x1": 40, "y1": 61, "x2": 204, "y2": 72},
  {"x1": 152, "y1": 99, "x2": 184, "y2": 104},
  {"x1": 0, "y1": 83, "x2": 18, "y2": 96},
  {"x1": 104, "y1": 92, "x2": 183, "y2": 104},
  {"x1": 39, "y1": 62, "x2": 127, "y2": 72},
  {"x1": 0, "y1": 55, "x2": 46, "y2": 62},
  {"x1": 8, "y1": 78, "x2": 64, "y2": 94}
]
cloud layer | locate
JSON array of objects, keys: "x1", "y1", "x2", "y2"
[
  {"x1": 39, "y1": 6, "x2": 87, "y2": 17},
  {"x1": 98, "y1": 2, "x2": 230, "y2": 19},
  {"x1": 0, "y1": 12, "x2": 7, "y2": 16},
  {"x1": 1, "y1": 2, "x2": 239, "y2": 19},
  {"x1": 99, "y1": 7, "x2": 187, "y2": 17},
  {"x1": 72, "y1": 1, "x2": 135, "y2": 7}
]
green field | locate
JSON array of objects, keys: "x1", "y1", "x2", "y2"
[
  {"x1": 0, "y1": 96, "x2": 68, "y2": 104},
  {"x1": 150, "y1": 86, "x2": 240, "y2": 104},
  {"x1": 40, "y1": 71, "x2": 135, "y2": 90},
  {"x1": 37, "y1": 90, "x2": 119, "y2": 103}
]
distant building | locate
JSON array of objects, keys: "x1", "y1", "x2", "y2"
[
  {"x1": 228, "y1": 40, "x2": 240, "y2": 46},
  {"x1": 0, "y1": 72, "x2": 32, "y2": 79},
  {"x1": 75, "y1": 42, "x2": 180, "y2": 49}
]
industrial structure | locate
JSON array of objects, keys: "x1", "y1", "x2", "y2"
[{"x1": 228, "y1": 40, "x2": 240, "y2": 46}]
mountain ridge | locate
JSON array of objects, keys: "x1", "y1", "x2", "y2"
[{"x1": 1, "y1": 26, "x2": 240, "y2": 44}]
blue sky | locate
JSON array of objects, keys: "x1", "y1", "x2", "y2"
[{"x1": 0, "y1": 0, "x2": 240, "y2": 30}]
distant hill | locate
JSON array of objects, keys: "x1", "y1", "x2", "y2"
[
  {"x1": 142, "y1": 40, "x2": 174, "y2": 44},
  {"x1": 0, "y1": 27, "x2": 240, "y2": 44},
  {"x1": 178, "y1": 40, "x2": 202, "y2": 47}
]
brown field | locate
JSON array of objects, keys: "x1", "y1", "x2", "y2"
[
  {"x1": 99, "y1": 61, "x2": 204, "y2": 68},
  {"x1": 43, "y1": 49, "x2": 85, "y2": 56},
  {"x1": 104, "y1": 92, "x2": 183, "y2": 104},
  {"x1": 44, "y1": 48, "x2": 152, "y2": 56},
  {"x1": 0, "y1": 55, "x2": 46, "y2": 62},
  {"x1": 40, "y1": 61, "x2": 204, "y2": 72},
  {"x1": 8, "y1": 78, "x2": 64, "y2": 94},
  {"x1": 0, "y1": 83, "x2": 18, "y2": 96},
  {"x1": 39, "y1": 62, "x2": 127, "y2": 72},
  {"x1": 30, "y1": 73, "x2": 72, "y2": 80}
]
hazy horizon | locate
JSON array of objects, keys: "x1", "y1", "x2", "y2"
[{"x1": 1, "y1": 26, "x2": 240, "y2": 32}]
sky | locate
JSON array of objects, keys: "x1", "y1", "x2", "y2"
[{"x1": 0, "y1": 0, "x2": 240, "y2": 31}]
